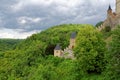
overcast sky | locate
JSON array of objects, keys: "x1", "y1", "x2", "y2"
[{"x1": 0, "y1": 0, "x2": 115, "y2": 39}]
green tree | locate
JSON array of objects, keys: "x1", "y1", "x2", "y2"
[
  {"x1": 105, "y1": 26, "x2": 120, "y2": 80},
  {"x1": 74, "y1": 26, "x2": 106, "y2": 74},
  {"x1": 95, "y1": 21, "x2": 103, "y2": 27}
]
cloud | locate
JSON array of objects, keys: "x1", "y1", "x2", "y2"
[
  {"x1": 0, "y1": 19, "x2": 2, "y2": 24},
  {"x1": 9, "y1": 0, "x2": 116, "y2": 26},
  {"x1": 0, "y1": 28, "x2": 40, "y2": 39},
  {"x1": 0, "y1": 0, "x2": 116, "y2": 38},
  {"x1": 0, "y1": 13, "x2": 4, "y2": 26},
  {"x1": 18, "y1": 16, "x2": 42, "y2": 25},
  {"x1": 11, "y1": 0, "x2": 54, "y2": 11}
]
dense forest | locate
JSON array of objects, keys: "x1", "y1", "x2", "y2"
[
  {"x1": 0, "y1": 39, "x2": 22, "y2": 55},
  {"x1": 0, "y1": 24, "x2": 120, "y2": 80}
]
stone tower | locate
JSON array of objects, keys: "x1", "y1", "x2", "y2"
[
  {"x1": 116, "y1": 0, "x2": 120, "y2": 14},
  {"x1": 69, "y1": 32, "x2": 76, "y2": 49},
  {"x1": 101, "y1": 0, "x2": 120, "y2": 30},
  {"x1": 107, "y1": 5, "x2": 112, "y2": 18},
  {"x1": 106, "y1": 5, "x2": 115, "y2": 28},
  {"x1": 54, "y1": 44, "x2": 63, "y2": 57}
]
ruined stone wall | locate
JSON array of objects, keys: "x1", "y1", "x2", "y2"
[{"x1": 116, "y1": 0, "x2": 120, "y2": 14}]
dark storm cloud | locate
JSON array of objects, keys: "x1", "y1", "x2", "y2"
[{"x1": 0, "y1": 0, "x2": 115, "y2": 38}]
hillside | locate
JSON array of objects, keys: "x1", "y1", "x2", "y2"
[
  {"x1": 16, "y1": 24, "x2": 90, "y2": 55},
  {"x1": 0, "y1": 39, "x2": 22, "y2": 52},
  {"x1": 0, "y1": 24, "x2": 120, "y2": 80}
]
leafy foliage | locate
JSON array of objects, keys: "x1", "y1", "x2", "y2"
[
  {"x1": 0, "y1": 39, "x2": 22, "y2": 52},
  {"x1": 0, "y1": 24, "x2": 119, "y2": 80},
  {"x1": 0, "y1": 24, "x2": 85, "y2": 80},
  {"x1": 104, "y1": 25, "x2": 120, "y2": 80},
  {"x1": 74, "y1": 26, "x2": 106, "y2": 74}
]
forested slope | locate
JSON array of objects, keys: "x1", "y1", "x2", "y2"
[
  {"x1": 0, "y1": 24, "x2": 120, "y2": 80},
  {"x1": 0, "y1": 39, "x2": 22, "y2": 52}
]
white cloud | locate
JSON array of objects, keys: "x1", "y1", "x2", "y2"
[
  {"x1": 11, "y1": 0, "x2": 115, "y2": 11},
  {"x1": 11, "y1": 0, "x2": 83, "y2": 12},
  {"x1": 19, "y1": 19, "x2": 27, "y2": 24},
  {"x1": 18, "y1": 16, "x2": 42, "y2": 25},
  {"x1": 11, "y1": 2, "x2": 23, "y2": 11},
  {"x1": 32, "y1": 18, "x2": 41, "y2": 23},
  {"x1": 0, "y1": 28, "x2": 40, "y2": 39},
  {"x1": 11, "y1": 0, "x2": 115, "y2": 17},
  {"x1": 11, "y1": 0, "x2": 53, "y2": 11}
]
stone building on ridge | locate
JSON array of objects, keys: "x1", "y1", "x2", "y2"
[
  {"x1": 98, "y1": 0, "x2": 120, "y2": 30},
  {"x1": 54, "y1": 44, "x2": 62, "y2": 57},
  {"x1": 54, "y1": 32, "x2": 76, "y2": 59}
]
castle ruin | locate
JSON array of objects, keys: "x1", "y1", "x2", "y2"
[
  {"x1": 54, "y1": 32, "x2": 76, "y2": 59},
  {"x1": 54, "y1": 0, "x2": 120, "y2": 58},
  {"x1": 98, "y1": 0, "x2": 120, "y2": 30}
]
